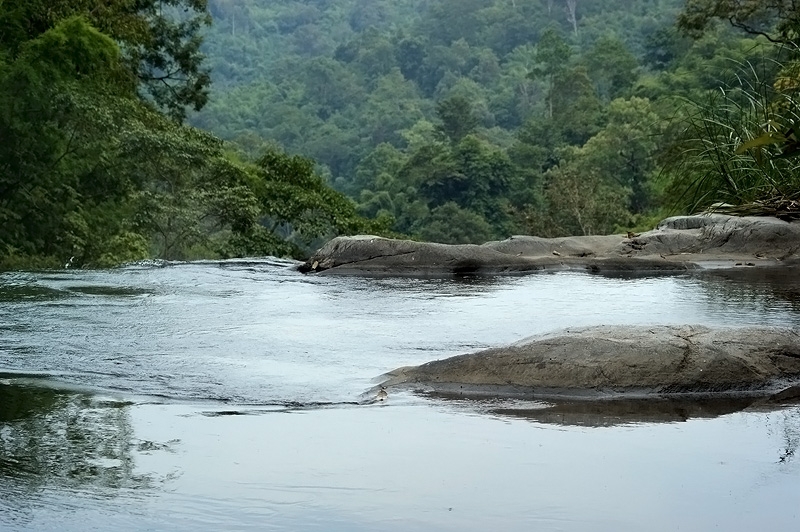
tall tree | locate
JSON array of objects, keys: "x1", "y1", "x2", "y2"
[
  {"x1": 435, "y1": 95, "x2": 479, "y2": 143},
  {"x1": 529, "y1": 27, "x2": 572, "y2": 119},
  {"x1": 0, "y1": 0, "x2": 211, "y2": 120},
  {"x1": 583, "y1": 35, "x2": 638, "y2": 102},
  {"x1": 565, "y1": 0, "x2": 579, "y2": 37}
]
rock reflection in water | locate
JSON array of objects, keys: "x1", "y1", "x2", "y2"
[
  {"x1": 489, "y1": 396, "x2": 762, "y2": 427},
  {"x1": 430, "y1": 391, "x2": 800, "y2": 465}
]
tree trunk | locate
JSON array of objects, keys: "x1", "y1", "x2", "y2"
[{"x1": 565, "y1": 0, "x2": 578, "y2": 37}]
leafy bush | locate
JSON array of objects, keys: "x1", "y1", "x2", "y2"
[{"x1": 666, "y1": 58, "x2": 800, "y2": 217}]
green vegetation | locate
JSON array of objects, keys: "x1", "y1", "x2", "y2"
[
  {"x1": 671, "y1": 0, "x2": 800, "y2": 218},
  {"x1": 3, "y1": 0, "x2": 800, "y2": 269},
  {"x1": 0, "y1": 1, "x2": 382, "y2": 269},
  {"x1": 193, "y1": 0, "x2": 800, "y2": 242}
]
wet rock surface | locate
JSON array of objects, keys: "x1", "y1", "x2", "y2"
[
  {"x1": 380, "y1": 325, "x2": 800, "y2": 400},
  {"x1": 303, "y1": 216, "x2": 800, "y2": 406},
  {"x1": 300, "y1": 214, "x2": 800, "y2": 276}
]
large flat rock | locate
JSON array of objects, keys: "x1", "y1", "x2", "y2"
[
  {"x1": 380, "y1": 325, "x2": 800, "y2": 399},
  {"x1": 300, "y1": 214, "x2": 800, "y2": 276}
]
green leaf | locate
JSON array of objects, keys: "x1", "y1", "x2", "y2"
[{"x1": 735, "y1": 132, "x2": 784, "y2": 155}]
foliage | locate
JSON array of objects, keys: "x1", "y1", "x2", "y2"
[
  {"x1": 536, "y1": 165, "x2": 631, "y2": 237},
  {"x1": 0, "y1": 0, "x2": 212, "y2": 120},
  {"x1": 665, "y1": 63, "x2": 800, "y2": 215},
  {"x1": 253, "y1": 148, "x2": 390, "y2": 252},
  {"x1": 679, "y1": 0, "x2": 800, "y2": 47},
  {"x1": 669, "y1": 1, "x2": 800, "y2": 218},
  {"x1": 417, "y1": 202, "x2": 495, "y2": 244},
  {"x1": 192, "y1": 0, "x2": 717, "y2": 239},
  {"x1": 0, "y1": 4, "x2": 382, "y2": 269},
  {"x1": 8, "y1": 0, "x2": 799, "y2": 271}
]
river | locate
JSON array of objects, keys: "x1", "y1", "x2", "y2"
[{"x1": 1, "y1": 260, "x2": 799, "y2": 531}]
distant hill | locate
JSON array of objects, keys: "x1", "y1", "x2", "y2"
[
  {"x1": 190, "y1": 0, "x2": 772, "y2": 244},
  {"x1": 193, "y1": 0, "x2": 683, "y2": 179}
]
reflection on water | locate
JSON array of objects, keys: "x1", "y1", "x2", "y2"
[
  {"x1": 64, "y1": 285, "x2": 155, "y2": 297},
  {"x1": 5, "y1": 390, "x2": 800, "y2": 532},
  {"x1": 0, "y1": 283, "x2": 64, "y2": 302},
  {"x1": 1, "y1": 382, "x2": 800, "y2": 531},
  {"x1": 0, "y1": 382, "x2": 174, "y2": 509},
  {"x1": 698, "y1": 269, "x2": 800, "y2": 312},
  {"x1": 778, "y1": 409, "x2": 800, "y2": 463},
  {"x1": 489, "y1": 396, "x2": 797, "y2": 429}
]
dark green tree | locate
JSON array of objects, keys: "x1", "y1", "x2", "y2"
[
  {"x1": 529, "y1": 27, "x2": 572, "y2": 119},
  {"x1": 435, "y1": 95, "x2": 479, "y2": 143},
  {"x1": 0, "y1": 0, "x2": 212, "y2": 120},
  {"x1": 583, "y1": 34, "x2": 638, "y2": 102},
  {"x1": 679, "y1": 0, "x2": 800, "y2": 46}
]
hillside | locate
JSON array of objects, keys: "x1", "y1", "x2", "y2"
[{"x1": 192, "y1": 0, "x2": 774, "y2": 243}]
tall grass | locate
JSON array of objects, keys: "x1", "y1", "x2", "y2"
[{"x1": 667, "y1": 60, "x2": 800, "y2": 219}]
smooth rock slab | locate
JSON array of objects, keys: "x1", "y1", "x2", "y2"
[
  {"x1": 300, "y1": 214, "x2": 800, "y2": 276},
  {"x1": 299, "y1": 234, "x2": 691, "y2": 276},
  {"x1": 380, "y1": 325, "x2": 800, "y2": 399}
]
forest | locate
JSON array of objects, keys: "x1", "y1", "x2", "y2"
[{"x1": 2, "y1": 0, "x2": 800, "y2": 268}]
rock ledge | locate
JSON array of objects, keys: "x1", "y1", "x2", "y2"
[
  {"x1": 380, "y1": 325, "x2": 800, "y2": 400},
  {"x1": 300, "y1": 214, "x2": 800, "y2": 276}
]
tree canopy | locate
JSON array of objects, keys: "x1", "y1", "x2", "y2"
[
  {"x1": 679, "y1": 0, "x2": 800, "y2": 46},
  {"x1": 0, "y1": 0, "x2": 212, "y2": 119},
  {"x1": 5, "y1": 0, "x2": 799, "y2": 268},
  {"x1": 0, "y1": 1, "x2": 383, "y2": 269}
]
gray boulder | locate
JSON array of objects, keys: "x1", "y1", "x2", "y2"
[
  {"x1": 487, "y1": 396, "x2": 769, "y2": 427},
  {"x1": 380, "y1": 325, "x2": 800, "y2": 399},
  {"x1": 298, "y1": 235, "x2": 543, "y2": 276},
  {"x1": 612, "y1": 214, "x2": 800, "y2": 259},
  {"x1": 300, "y1": 235, "x2": 691, "y2": 276}
]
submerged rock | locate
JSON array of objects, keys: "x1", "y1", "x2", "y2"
[
  {"x1": 380, "y1": 325, "x2": 800, "y2": 399},
  {"x1": 300, "y1": 214, "x2": 800, "y2": 276}
]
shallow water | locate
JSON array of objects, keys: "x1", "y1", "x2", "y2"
[{"x1": 1, "y1": 261, "x2": 799, "y2": 531}]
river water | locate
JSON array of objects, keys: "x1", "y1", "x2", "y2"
[{"x1": 1, "y1": 260, "x2": 799, "y2": 531}]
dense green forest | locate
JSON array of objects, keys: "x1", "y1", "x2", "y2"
[
  {"x1": 2, "y1": 0, "x2": 800, "y2": 268},
  {"x1": 192, "y1": 0, "x2": 799, "y2": 242},
  {"x1": 0, "y1": 0, "x2": 383, "y2": 269}
]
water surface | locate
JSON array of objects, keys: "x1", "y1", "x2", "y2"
[{"x1": 1, "y1": 261, "x2": 799, "y2": 531}]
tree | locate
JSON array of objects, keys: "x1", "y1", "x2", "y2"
[
  {"x1": 678, "y1": 1, "x2": 800, "y2": 46},
  {"x1": 395, "y1": 37, "x2": 428, "y2": 85},
  {"x1": 643, "y1": 27, "x2": 691, "y2": 70},
  {"x1": 493, "y1": 44, "x2": 543, "y2": 128},
  {"x1": 584, "y1": 35, "x2": 638, "y2": 102},
  {"x1": 566, "y1": 97, "x2": 662, "y2": 213},
  {"x1": 253, "y1": 148, "x2": 387, "y2": 251},
  {"x1": 529, "y1": 27, "x2": 572, "y2": 119},
  {"x1": 425, "y1": 0, "x2": 486, "y2": 45},
  {"x1": 550, "y1": 66, "x2": 604, "y2": 145},
  {"x1": 0, "y1": 16, "x2": 143, "y2": 266},
  {"x1": 435, "y1": 95, "x2": 479, "y2": 142},
  {"x1": 0, "y1": 0, "x2": 212, "y2": 120},
  {"x1": 360, "y1": 68, "x2": 426, "y2": 147},
  {"x1": 565, "y1": 0, "x2": 580, "y2": 37},
  {"x1": 538, "y1": 164, "x2": 630, "y2": 236},
  {"x1": 416, "y1": 202, "x2": 495, "y2": 244},
  {"x1": 0, "y1": 6, "x2": 388, "y2": 267}
]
